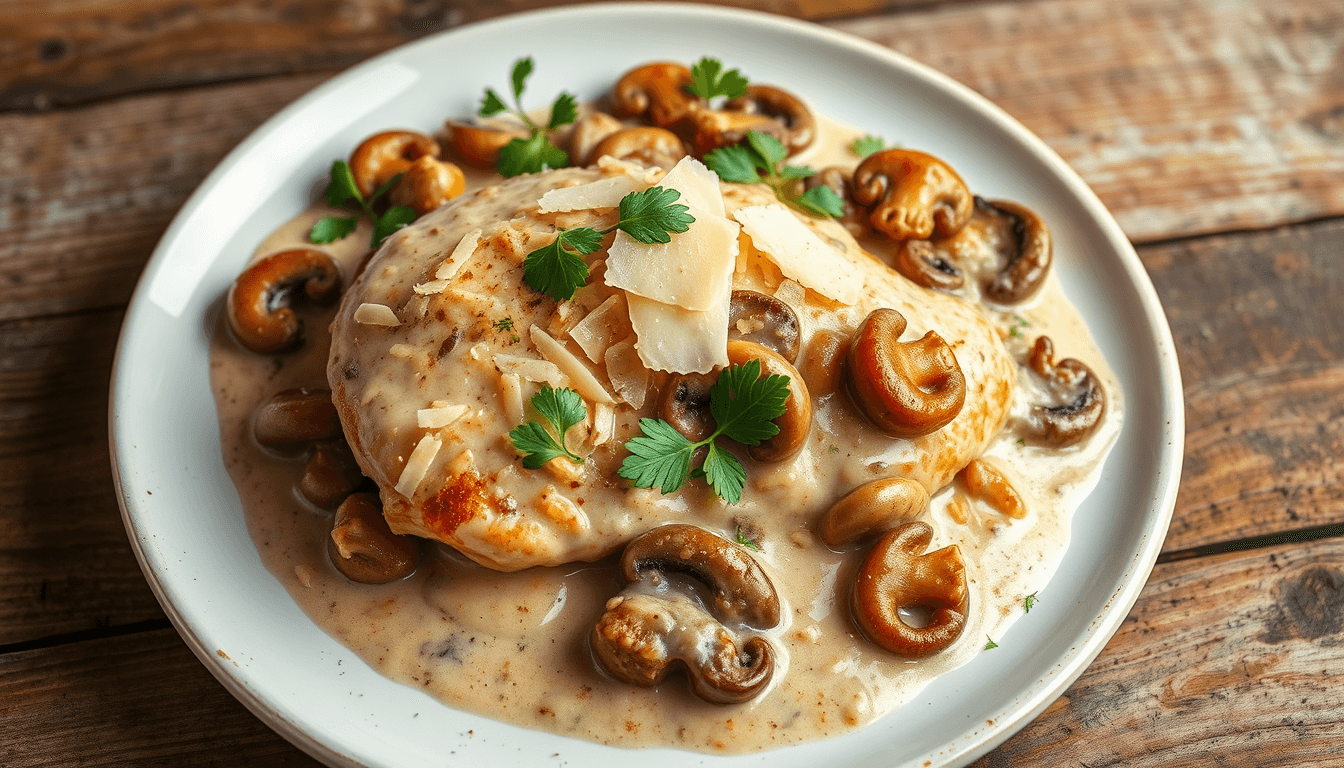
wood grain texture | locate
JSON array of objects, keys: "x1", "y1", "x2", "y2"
[
  {"x1": 0, "y1": 310, "x2": 165, "y2": 645},
  {"x1": 976, "y1": 538, "x2": 1344, "y2": 767},
  {"x1": 1140, "y1": 219, "x2": 1344, "y2": 551},
  {"x1": 0, "y1": 0, "x2": 910, "y2": 111},
  {"x1": 831, "y1": 0, "x2": 1344, "y2": 242},
  {"x1": 0, "y1": 628, "x2": 322, "y2": 767}
]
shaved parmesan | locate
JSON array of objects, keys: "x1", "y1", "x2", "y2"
[
  {"x1": 493, "y1": 353, "x2": 568, "y2": 387},
  {"x1": 604, "y1": 213, "x2": 739, "y2": 311},
  {"x1": 354, "y1": 303, "x2": 400, "y2": 326},
  {"x1": 597, "y1": 155, "x2": 661, "y2": 183},
  {"x1": 530, "y1": 326, "x2": 615, "y2": 404},
  {"x1": 538, "y1": 175, "x2": 646, "y2": 212},
  {"x1": 435, "y1": 228, "x2": 482, "y2": 280},
  {"x1": 774, "y1": 278, "x2": 806, "y2": 311},
  {"x1": 569, "y1": 294, "x2": 629, "y2": 363},
  {"x1": 658, "y1": 156, "x2": 726, "y2": 217},
  {"x1": 733, "y1": 204, "x2": 864, "y2": 305},
  {"x1": 626, "y1": 292, "x2": 729, "y2": 374},
  {"x1": 417, "y1": 403, "x2": 468, "y2": 428},
  {"x1": 591, "y1": 401, "x2": 615, "y2": 447},
  {"x1": 413, "y1": 279, "x2": 449, "y2": 295},
  {"x1": 394, "y1": 433, "x2": 442, "y2": 498},
  {"x1": 605, "y1": 339, "x2": 650, "y2": 409},
  {"x1": 499, "y1": 373, "x2": 524, "y2": 425}
]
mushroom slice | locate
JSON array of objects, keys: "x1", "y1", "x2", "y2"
[
  {"x1": 853, "y1": 149, "x2": 974, "y2": 241},
  {"x1": 657, "y1": 370, "x2": 718, "y2": 442},
  {"x1": 893, "y1": 239, "x2": 965, "y2": 291},
  {"x1": 568, "y1": 111, "x2": 624, "y2": 166},
  {"x1": 818, "y1": 477, "x2": 930, "y2": 549},
  {"x1": 851, "y1": 521, "x2": 969, "y2": 658},
  {"x1": 591, "y1": 592, "x2": 775, "y2": 705},
  {"x1": 804, "y1": 166, "x2": 869, "y2": 238},
  {"x1": 979, "y1": 198, "x2": 1052, "y2": 305},
  {"x1": 227, "y1": 249, "x2": 342, "y2": 354},
  {"x1": 845, "y1": 308, "x2": 966, "y2": 438},
  {"x1": 728, "y1": 290, "x2": 802, "y2": 363},
  {"x1": 348, "y1": 130, "x2": 440, "y2": 199},
  {"x1": 1023, "y1": 336, "x2": 1106, "y2": 447},
  {"x1": 446, "y1": 120, "x2": 528, "y2": 169},
  {"x1": 611, "y1": 62, "x2": 699, "y2": 129},
  {"x1": 722, "y1": 84, "x2": 816, "y2": 156},
  {"x1": 300, "y1": 440, "x2": 366, "y2": 508},
  {"x1": 726, "y1": 340, "x2": 812, "y2": 463},
  {"x1": 388, "y1": 155, "x2": 466, "y2": 217},
  {"x1": 252, "y1": 387, "x2": 341, "y2": 449},
  {"x1": 586, "y1": 126, "x2": 688, "y2": 168},
  {"x1": 621, "y1": 524, "x2": 781, "y2": 629},
  {"x1": 327, "y1": 493, "x2": 417, "y2": 584}
]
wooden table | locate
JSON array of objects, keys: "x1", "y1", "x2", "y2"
[{"x1": 2, "y1": 0, "x2": 1341, "y2": 765}]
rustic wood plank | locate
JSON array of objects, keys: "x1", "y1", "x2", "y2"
[
  {"x1": 0, "y1": 310, "x2": 166, "y2": 645},
  {"x1": 0, "y1": 627, "x2": 322, "y2": 767},
  {"x1": 831, "y1": 0, "x2": 1344, "y2": 241},
  {"x1": 976, "y1": 537, "x2": 1344, "y2": 767},
  {"x1": 0, "y1": 0, "x2": 923, "y2": 111},
  {"x1": 1139, "y1": 219, "x2": 1344, "y2": 551}
]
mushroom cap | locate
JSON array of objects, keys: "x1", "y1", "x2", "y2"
[
  {"x1": 226, "y1": 248, "x2": 342, "y2": 354},
  {"x1": 348, "y1": 130, "x2": 440, "y2": 199},
  {"x1": 845, "y1": 308, "x2": 966, "y2": 438},
  {"x1": 327, "y1": 493, "x2": 418, "y2": 584},
  {"x1": 725, "y1": 339, "x2": 812, "y2": 463},
  {"x1": 850, "y1": 520, "x2": 969, "y2": 658},
  {"x1": 1023, "y1": 335, "x2": 1106, "y2": 447},
  {"x1": 853, "y1": 149, "x2": 974, "y2": 241}
]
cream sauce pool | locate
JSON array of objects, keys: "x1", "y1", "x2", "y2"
[{"x1": 210, "y1": 114, "x2": 1123, "y2": 753}]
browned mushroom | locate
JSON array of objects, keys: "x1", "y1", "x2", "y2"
[
  {"x1": 957, "y1": 459, "x2": 1026, "y2": 519},
  {"x1": 327, "y1": 492, "x2": 417, "y2": 584},
  {"x1": 804, "y1": 166, "x2": 869, "y2": 239},
  {"x1": 726, "y1": 339, "x2": 812, "y2": 463},
  {"x1": 845, "y1": 308, "x2": 966, "y2": 438},
  {"x1": 853, "y1": 149, "x2": 974, "y2": 242},
  {"x1": 721, "y1": 85, "x2": 815, "y2": 156},
  {"x1": 979, "y1": 199, "x2": 1052, "y2": 305},
  {"x1": 568, "y1": 111, "x2": 624, "y2": 166},
  {"x1": 1023, "y1": 336, "x2": 1105, "y2": 447},
  {"x1": 586, "y1": 126, "x2": 688, "y2": 167},
  {"x1": 348, "y1": 131, "x2": 440, "y2": 199},
  {"x1": 818, "y1": 477, "x2": 930, "y2": 549},
  {"x1": 252, "y1": 387, "x2": 342, "y2": 449},
  {"x1": 851, "y1": 521, "x2": 969, "y2": 658},
  {"x1": 300, "y1": 441, "x2": 366, "y2": 508},
  {"x1": 728, "y1": 290, "x2": 802, "y2": 363},
  {"x1": 593, "y1": 524, "x2": 781, "y2": 704},
  {"x1": 689, "y1": 108, "x2": 786, "y2": 157},
  {"x1": 445, "y1": 120, "x2": 529, "y2": 169},
  {"x1": 591, "y1": 592, "x2": 775, "y2": 705},
  {"x1": 658, "y1": 370, "x2": 718, "y2": 442},
  {"x1": 621, "y1": 524, "x2": 780, "y2": 628},
  {"x1": 611, "y1": 62, "x2": 699, "y2": 129},
  {"x1": 227, "y1": 249, "x2": 342, "y2": 354},
  {"x1": 893, "y1": 239, "x2": 965, "y2": 291},
  {"x1": 387, "y1": 155, "x2": 466, "y2": 216},
  {"x1": 798, "y1": 328, "x2": 851, "y2": 398}
]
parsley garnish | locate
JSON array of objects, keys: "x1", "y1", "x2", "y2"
[
  {"x1": 509, "y1": 386, "x2": 586, "y2": 469},
  {"x1": 479, "y1": 58, "x2": 576, "y2": 177},
  {"x1": 618, "y1": 360, "x2": 789, "y2": 505},
  {"x1": 1008, "y1": 315, "x2": 1030, "y2": 338},
  {"x1": 851, "y1": 135, "x2": 887, "y2": 158},
  {"x1": 688, "y1": 57, "x2": 749, "y2": 101},
  {"x1": 704, "y1": 130, "x2": 844, "y2": 219},
  {"x1": 523, "y1": 186, "x2": 695, "y2": 300},
  {"x1": 1023, "y1": 592, "x2": 1039, "y2": 613},
  {"x1": 492, "y1": 317, "x2": 515, "y2": 332},
  {"x1": 734, "y1": 525, "x2": 761, "y2": 551},
  {"x1": 984, "y1": 637, "x2": 999, "y2": 650},
  {"x1": 310, "y1": 161, "x2": 417, "y2": 248}
]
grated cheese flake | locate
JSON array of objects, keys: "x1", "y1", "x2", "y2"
[
  {"x1": 354, "y1": 303, "x2": 400, "y2": 326},
  {"x1": 732, "y1": 204, "x2": 864, "y2": 305},
  {"x1": 417, "y1": 403, "x2": 469, "y2": 429},
  {"x1": 530, "y1": 326, "x2": 615, "y2": 404},
  {"x1": 538, "y1": 175, "x2": 647, "y2": 212},
  {"x1": 394, "y1": 433, "x2": 442, "y2": 498},
  {"x1": 435, "y1": 228, "x2": 483, "y2": 280},
  {"x1": 625, "y1": 292, "x2": 729, "y2": 374}
]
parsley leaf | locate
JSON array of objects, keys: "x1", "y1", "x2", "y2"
[
  {"x1": 985, "y1": 637, "x2": 999, "y2": 650},
  {"x1": 852, "y1": 134, "x2": 886, "y2": 158},
  {"x1": 479, "y1": 88, "x2": 509, "y2": 117},
  {"x1": 688, "y1": 57, "x2": 749, "y2": 101},
  {"x1": 521, "y1": 187, "x2": 696, "y2": 300},
  {"x1": 497, "y1": 133, "x2": 568, "y2": 177},
  {"x1": 309, "y1": 216, "x2": 358, "y2": 244},
  {"x1": 373, "y1": 205, "x2": 417, "y2": 247},
  {"x1": 705, "y1": 130, "x2": 841, "y2": 219},
  {"x1": 616, "y1": 186, "x2": 695, "y2": 244},
  {"x1": 509, "y1": 386, "x2": 586, "y2": 469},
  {"x1": 618, "y1": 359, "x2": 789, "y2": 505},
  {"x1": 323, "y1": 161, "x2": 362, "y2": 207},
  {"x1": 548, "y1": 92, "x2": 579, "y2": 130},
  {"x1": 510, "y1": 57, "x2": 534, "y2": 103},
  {"x1": 1023, "y1": 592, "x2": 1039, "y2": 613},
  {"x1": 734, "y1": 525, "x2": 761, "y2": 551}
]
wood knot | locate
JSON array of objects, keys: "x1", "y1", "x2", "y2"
[{"x1": 1260, "y1": 565, "x2": 1344, "y2": 643}]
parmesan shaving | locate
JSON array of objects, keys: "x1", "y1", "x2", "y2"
[
  {"x1": 413, "y1": 279, "x2": 450, "y2": 295},
  {"x1": 417, "y1": 403, "x2": 469, "y2": 429},
  {"x1": 529, "y1": 326, "x2": 615, "y2": 404},
  {"x1": 394, "y1": 433, "x2": 441, "y2": 498},
  {"x1": 658, "y1": 156, "x2": 726, "y2": 217},
  {"x1": 435, "y1": 228, "x2": 482, "y2": 280},
  {"x1": 774, "y1": 278, "x2": 806, "y2": 310},
  {"x1": 493, "y1": 353, "x2": 569, "y2": 388},
  {"x1": 591, "y1": 401, "x2": 615, "y2": 447},
  {"x1": 604, "y1": 213, "x2": 739, "y2": 311},
  {"x1": 388, "y1": 343, "x2": 415, "y2": 358},
  {"x1": 733, "y1": 204, "x2": 864, "y2": 305},
  {"x1": 354, "y1": 303, "x2": 400, "y2": 326},
  {"x1": 604, "y1": 339, "x2": 650, "y2": 409},
  {"x1": 499, "y1": 373, "x2": 524, "y2": 425},
  {"x1": 625, "y1": 292, "x2": 729, "y2": 374},
  {"x1": 537, "y1": 175, "x2": 646, "y2": 212},
  {"x1": 568, "y1": 294, "x2": 629, "y2": 363}
]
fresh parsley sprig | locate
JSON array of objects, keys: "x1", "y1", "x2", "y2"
[
  {"x1": 523, "y1": 186, "x2": 695, "y2": 301},
  {"x1": 704, "y1": 130, "x2": 844, "y2": 219},
  {"x1": 1023, "y1": 592, "x2": 1039, "y2": 613},
  {"x1": 509, "y1": 386, "x2": 587, "y2": 469},
  {"x1": 310, "y1": 161, "x2": 418, "y2": 248},
  {"x1": 851, "y1": 134, "x2": 888, "y2": 158},
  {"x1": 479, "y1": 58, "x2": 577, "y2": 177},
  {"x1": 618, "y1": 360, "x2": 790, "y2": 505},
  {"x1": 687, "y1": 57, "x2": 749, "y2": 101}
]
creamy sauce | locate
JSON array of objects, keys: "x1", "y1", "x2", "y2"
[{"x1": 211, "y1": 114, "x2": 1122, "y2": 753}]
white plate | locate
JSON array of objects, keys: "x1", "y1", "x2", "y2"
[{"x1": 111, "y1": 4, "x2": 1183, "y2": 767}]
